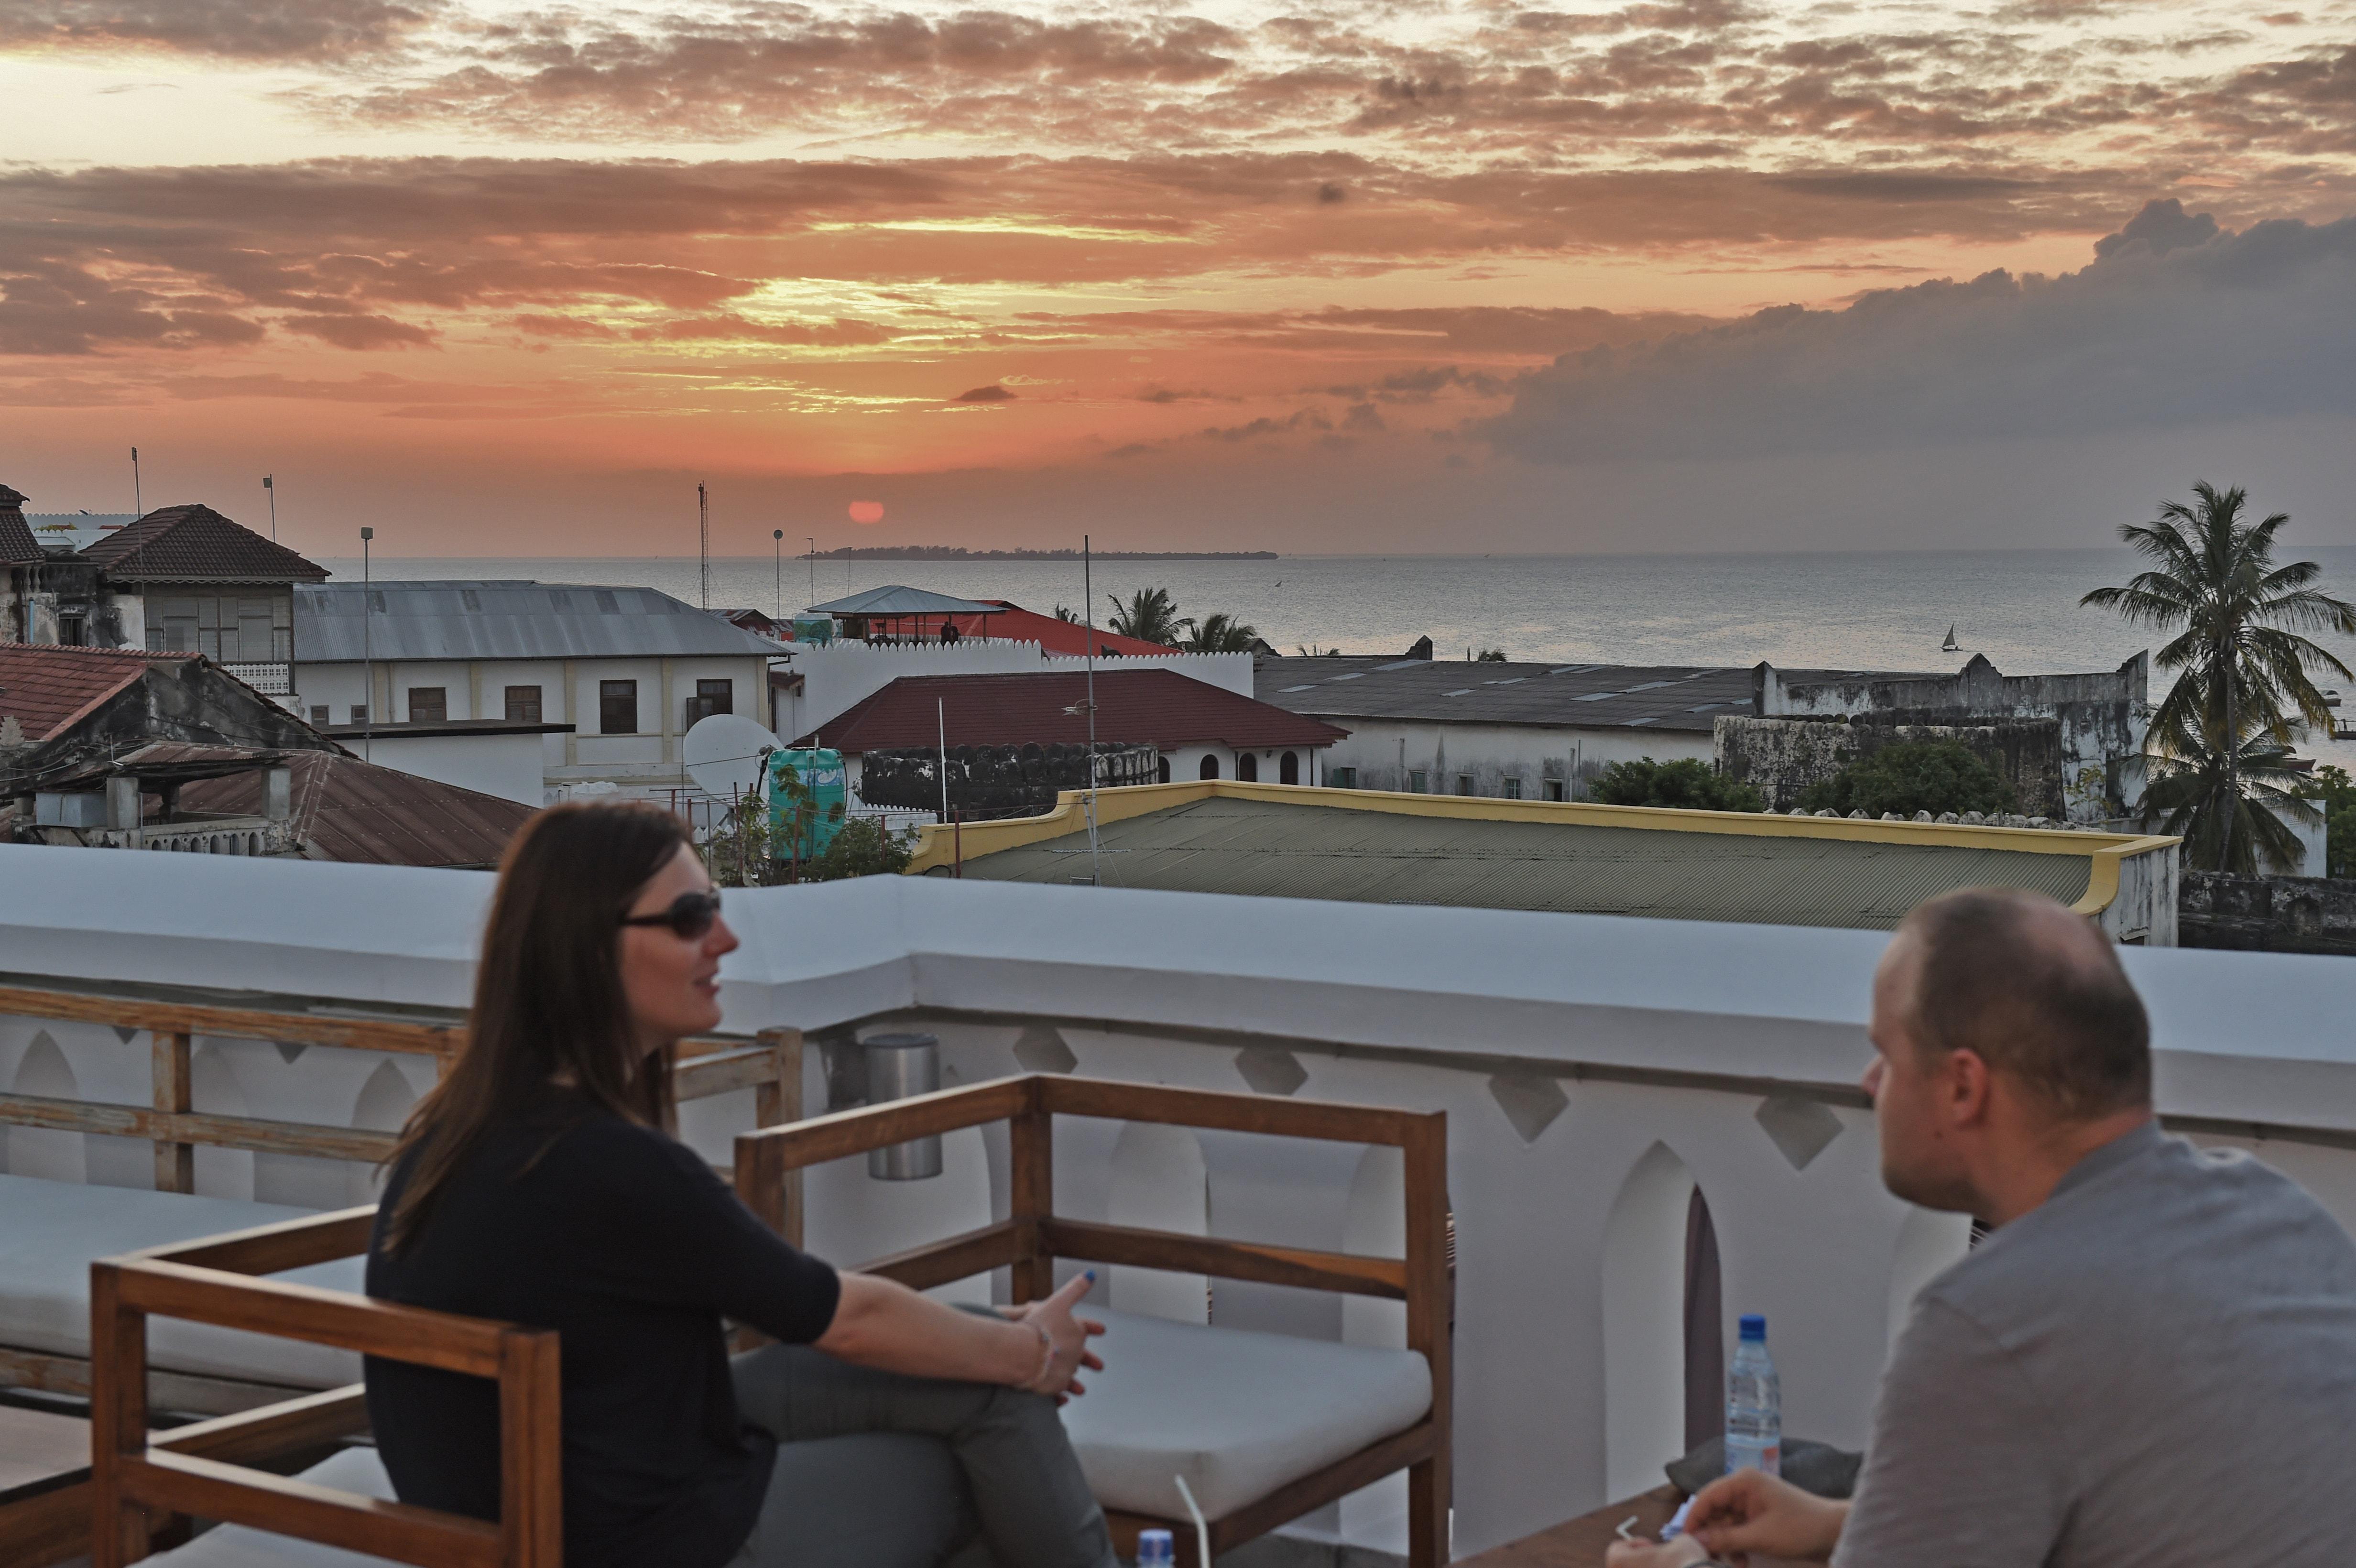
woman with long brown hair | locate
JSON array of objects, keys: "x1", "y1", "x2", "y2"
[{"x1": 365, "y1": 802, "x2": 1114, "y2": 1568}]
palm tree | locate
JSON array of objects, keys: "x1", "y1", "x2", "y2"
[
  {"x1": 2081, "y1": 481, "x2": 2355, "y2": 869},
  {"x1": 1106, "y1": 587, "x2": 1184, "y2": 645},
  {"x1": 1182, "y1": 612, "x2": 1260, "y2": 653},
  {"x1": 2134, "y1": 669, "x2": 2319, "y2": 872}
]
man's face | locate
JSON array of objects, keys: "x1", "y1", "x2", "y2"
[{"x1": 1866, "y1": 935, "x2": 1976, "y2": 1212}]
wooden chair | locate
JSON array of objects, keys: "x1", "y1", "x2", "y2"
[
  {"x1": 86, "y1": 1207, "x2": 561, "y2": 1568},
  {"x1": 734, "y1": 1073, "x2": 1452, "y2": 1568}
]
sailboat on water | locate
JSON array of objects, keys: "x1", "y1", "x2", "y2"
[{"x1": 1942, "y1": 623, "x2": 1961, "y2": 653}]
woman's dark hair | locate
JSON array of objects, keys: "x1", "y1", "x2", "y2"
[{"x1": 382, "y1": 801, "x2": 694, "y2": 1253}]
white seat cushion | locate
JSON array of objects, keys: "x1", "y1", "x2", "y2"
[
  {"x1": 1058, "y1": 1307, "x2": 1431, "y2": 1520},
  {"x1": 149, "y1": 1446, "x2": 405, "y2": 1567},
  {"x1": 0, "y1": 1174, "x2": 363, "y2": 1388}
]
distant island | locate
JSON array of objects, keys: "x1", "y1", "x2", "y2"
[{"x1": 812, "y1": 546, "x2": 1277, "y2": 561}]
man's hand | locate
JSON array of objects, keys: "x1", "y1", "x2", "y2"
[
  {"x1": 1685, "y1": 1470, "x2": 1848, "y2": 1564},
  {"x1": 1604, "y1": 1532, "x2": 1712, "y2": 1568},
  {"x1": 1000, "y1": 1270, "x2": 1106, "y2": 1400}
]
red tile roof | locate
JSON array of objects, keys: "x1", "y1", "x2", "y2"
[
  {"x1": 796, "y1": 669, "x2": 1349, "y2": 754},
  {"x1": 940, "y1": 600, "x2": 1177, "y2": 657},
  {"x1": 177, "y1": 750, "x2": 534, "y2": 868},
  {"x1": 0, "y1": 644, "x2": 197, "y2": 741},
  {"x1": 76, "y1": 504, "x2": 328, "y2": 583},
  {"x1": 0, "y1": 487, "x2": 39, "y2": 566}
]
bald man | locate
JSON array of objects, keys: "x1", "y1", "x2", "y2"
[{"x1": 1613, "y1": 888, "x2": 2356, "y2": 1568}]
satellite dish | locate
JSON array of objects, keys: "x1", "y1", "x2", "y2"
[{"x1": 684, "y1": 714, "x2": 776, "y2": 801}]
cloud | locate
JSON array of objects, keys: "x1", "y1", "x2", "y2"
[
  {"x1": 280, "y1": 312, "x2": 437, "y2": 349},
  {"x1": 0, "y1": 0, "x2": 439, "y2": 60},
  {"x1": 953, "y1": 383, "x2": 1015, "y2": 401},
  {"x1": 1485, "y1": 201, "x2": 2356, "y2": 464}
]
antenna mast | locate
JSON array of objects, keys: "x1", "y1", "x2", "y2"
[
  {"x1": 698, "y1": 483, "x2": 710, "y2": 610},
  {"x1": 131, "y1": 447, "x2": 141, "y2": 515},
  {"x1": 1081, "y1": 534, "x2": 1102, "y2": 883}
]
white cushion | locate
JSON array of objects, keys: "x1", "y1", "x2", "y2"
[
  {"x1": 0, "y1": 1174, "x2": 363, "y2": 1388},
  {"x1": 149, "y1": 1446, "x2": 404, "y2": 1567},
  {"x1": 1058, "y1": 1307, "x2": 1431, "y2": 1520}
]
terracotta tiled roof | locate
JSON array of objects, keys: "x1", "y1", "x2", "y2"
[
  {"x1": 177, "y1": 750, "x2": 534, "y2": 869},
  {"x1": 796, "y1": 669, "x2": 1349, "y2": 754},
  {"x1": 0, "y1": 644, "x2": 196, "y2": 742},
  {"x1": 77, "y1": 504, "x2": 328, "y2": 583},
  {"x1": 0, "y1": 486, "x2": 39, "y2": 566}
]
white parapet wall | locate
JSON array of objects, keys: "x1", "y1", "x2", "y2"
[{"x1": 1, "y1": 845, "x2": 2352, "y2": 1557}]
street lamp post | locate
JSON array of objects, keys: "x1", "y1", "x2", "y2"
[
  {"x1": 360, "y1": 526, "x2": 374, "y2": 763},
  {"x1": 773, "y1": 529, "x2": 784, "y2": 619},
  {"x1": 806, "y1": 537, "x2": 816, "y2": 610},
  {"x1": 262, "y1": 474, "x2": 276, "y2": 540}
]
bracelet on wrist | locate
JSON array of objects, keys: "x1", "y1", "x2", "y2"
[{"x1": 1026, "y1": 1320, "x2": 1056, "y2": 1386}]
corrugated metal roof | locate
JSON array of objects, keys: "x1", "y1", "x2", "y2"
[
  {"x1": 177, "y1": 749, "x2": 533, "y2": 868},
  {"x1": 1254, "y1": 656, "x2": 1931, "y2": 733},
  {"x1": 805, "y1": 585, "x2": 1001, "y2": 617},
  {"x1": 294, "y1": 581, "x2": 791, "y2": 663},
  {"x1": 952, "y1": 795, "x2": 2103, "y2": 929}
]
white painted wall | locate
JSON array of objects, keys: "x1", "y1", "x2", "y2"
[
  {"x1": 1316, "y1": 718, "x2": 1712, "y2": 798},
  {"x1": 342, "y1": 731, "x2": 548, "y2": 806},
  {"x1": 3, "y1": 851, "x2": 2352, "y2": 1558}
]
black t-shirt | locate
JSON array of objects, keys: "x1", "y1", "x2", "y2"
[{"x1": 363, "y1": 1093, "x2": 841, "y2": 1568}]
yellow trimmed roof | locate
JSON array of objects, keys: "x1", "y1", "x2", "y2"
[{"x1": 907, "y1": 782, "x2": 2177, "y2": 931}]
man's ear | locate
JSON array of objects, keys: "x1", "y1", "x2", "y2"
[{"x1": 1945, "y1": 1047, "x2": 1993, "y2": 1128}]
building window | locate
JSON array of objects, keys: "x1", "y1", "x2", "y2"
[
  {"x1": 1200, "y1": 754, "x2": 1220, "y2": 780},
  {"x1": 310, "y1": 705, "x2": 330, "y2": 726},
  {"x1": 600, "y1": 679, "x2": 639, "y2": 735},
  {"x1": 688, "y1": 678, "x2": 733, "y2": 724},
  {"x1": 1330, "y1": 766, "x2": 1357, "y2": 789},
  {"x1": 1503, "y1": 776, "x2": 1522, "y2": 800},
  {"x1": 504, "y1": 686, "x2": 543, "y2": 723},
  {"x1": 349, "y1": 705, "x2": 368, "y2": 724},
  {"x1": 407, "y1": 687, "x2": 448, "y2": 724},
  {"x1": 1457, "y1": 774, "x2": 1475, "y2": 796},
  {"x1": 1409, "y1": 770, "x2": 1428, "y2": 794},
  {"x1": 1280, "y1": 751, "x2": 1299, "y2": 785},
  {"x1": 1543, "y1": 779, "x2": 1566, "y2": 803},
  {"x1": 1238, "y1": 752, "x2": 1259, "y2": 783},
  {"x1": 57, "y1": 614, "x2": 86, "y2": 647}
]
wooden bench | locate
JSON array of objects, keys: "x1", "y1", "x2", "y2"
[
  {"x1": 734, "y1": 1072, "x2": 1453, "y2": 1568},
  {"x1": 0, "y1": 982, "x2": 799, "y2": 1416}
]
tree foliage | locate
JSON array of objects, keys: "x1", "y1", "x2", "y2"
[
  {"x1": 1798, "y1": 740, "x2": 2016, "y2": 818},
  {"x1": 2300, "y1": 764, "x2": 2356, "y2": 880},
  {"x1": 801, "y1": 816, "x2": 918, "y2": 881},
  {"x1": 2080, "y1": 481, "x2": 2356, "y2": 870},
  {"x1": 1182, "y1": 611, "x2": 1260, "y2": 653},
  {"x1": 1591, "y1": 756, "x2": 1764, "y2": 813},
  {"x1": 1105, "y1": 587, "x2": 1184, "y2": 645}
]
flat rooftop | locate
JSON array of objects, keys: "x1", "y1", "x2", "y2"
[
  {"x1": 921, "y1": 784, "x2": 2169, "y2": 931},
  {"x1": 1253, "y1": 655, "x2": 1927, "y2": 733}
]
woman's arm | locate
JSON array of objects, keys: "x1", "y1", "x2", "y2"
[{"x1": 815, "y1": 1270, "x2": 1106, "y2": 1396}]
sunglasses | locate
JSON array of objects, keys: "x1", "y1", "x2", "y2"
[{"x1": 619, "y1": 890, "x2": 723, "y2": 941}]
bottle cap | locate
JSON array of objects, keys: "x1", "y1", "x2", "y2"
[
  {"x1": 1739, "y1": 1313, "x2": 1767, "y2": 1341},
  {"x1": 1138, "y1": 1527, "x2": 1176, "y2": 1566}
]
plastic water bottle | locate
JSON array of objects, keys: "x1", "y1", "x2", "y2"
[
  {"x1": 1724, "y1": 1313, "x2": 1782, "y2": 1478},
  {"x1": 1136, "y1": 1527, "x2": 1175, "y2": 1567}
]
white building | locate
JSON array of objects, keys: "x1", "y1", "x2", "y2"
[{"x1": 292, "y1": 581, "x2": 788, "y2": 800}]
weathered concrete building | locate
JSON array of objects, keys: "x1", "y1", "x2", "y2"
[{"x1": 1716, "y1": 653, "x2": 2151, "y2": 823}]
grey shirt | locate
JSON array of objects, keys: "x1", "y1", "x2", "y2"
[{"x1": 1836, "y1": 1122, "x2": 2356, "y2": 1568}]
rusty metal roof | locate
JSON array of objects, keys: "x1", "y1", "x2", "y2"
[
  {"x1": 798, "y1": 669, "x2": 1348, "y2": 754},
  {"x1": 950, "y1": 793, "x2": 2109, "y2": 930},
  {"x1": 176, "y1": 750, "x2": 533, "y2": 869}
]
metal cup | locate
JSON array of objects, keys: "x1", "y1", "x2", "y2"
[{"x1": 864, "y1": 1032, "x2": 944, "y2": 1180}]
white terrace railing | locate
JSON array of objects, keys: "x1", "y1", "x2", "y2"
[{"x1": 2, "y1": 845, "x2": 2352, "y2": 1560}]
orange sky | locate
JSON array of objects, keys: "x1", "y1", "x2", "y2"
[{"x1": 4, "y1": 0, "x2": 2354, "y2": 555}]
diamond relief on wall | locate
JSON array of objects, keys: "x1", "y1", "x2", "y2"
[
  {"x1": 1755, "y1": 1094, "x2": 1843, "y2": 1171},
  {"x1": 1011, "y1": 1025, "x2": 1078, "y2": 1075},
  {"x1": 1234, "y1": 1047, "x2": 1308, "y2": 1097},
  {"x1": 1488, "y1": 1073, "x2": 1569, "y2": 1145}
]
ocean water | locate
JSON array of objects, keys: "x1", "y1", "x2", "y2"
[{"x1": 311, "y1": 548, "x2": 2356, "y2": 770}]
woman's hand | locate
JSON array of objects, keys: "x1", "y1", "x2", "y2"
[
  {"x1": 1603, "y1": 1532, "x2": 1712, "y2": 1568},
  {"x1": 1000, "y1": 1271, "x2": 1106, "y2": 1401}
]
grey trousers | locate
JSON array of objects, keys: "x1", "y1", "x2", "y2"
[{"x1": 725, "y1": 1341, "x2": 1116, "y2": 1568}]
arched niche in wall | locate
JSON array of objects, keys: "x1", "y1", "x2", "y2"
[
  {"x1": 347, "y1": 1059, "x2": 420, "y2": 1205},
  {"x1": 1107, "y1": 1120, "x2": 1210, "y2": 1325},
  {"x1": 190, "y1": 1043, "x2": 256, "y2": 1201},
  {"x1": 1601, "y1": 1141, "x2": 1724, "y2": 1500},
  {"x1": 1887, "y1": 1205, "x2": 1972, "y2": 1350},
  {"x1": 9, "y1": 1032, "x2": 87, "y2": 1183}
]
